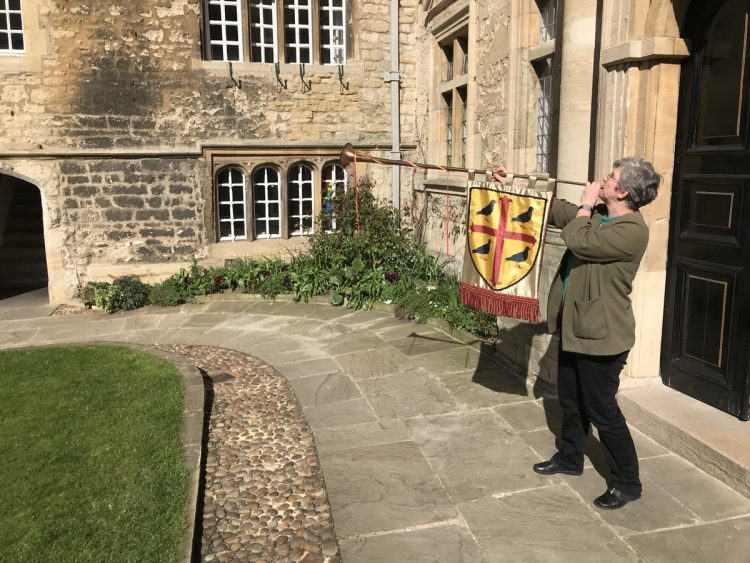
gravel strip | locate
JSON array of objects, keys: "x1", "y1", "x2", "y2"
[{"x1": 161, "y1": 345, "x2": 341, "y2": 563}]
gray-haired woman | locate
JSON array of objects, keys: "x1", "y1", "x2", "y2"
[{"x1": 493, "y1": 158, "x2": 661, "y2": 510}]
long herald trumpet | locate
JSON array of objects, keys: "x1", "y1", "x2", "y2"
[{"x1": 338, "y1": 143, "x2": 587, "y2": 187}]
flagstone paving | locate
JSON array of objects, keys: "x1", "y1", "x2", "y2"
[{"x1": 2, "y1": 293, "x2": 750, "y2": 563}]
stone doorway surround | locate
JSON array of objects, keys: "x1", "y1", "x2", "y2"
[
  {"x1": 590, "y1": 0, "x2": 691, "y2": 379},
  {"x1": 0, "y1": 165, "x2": 56, "y2": 300}
]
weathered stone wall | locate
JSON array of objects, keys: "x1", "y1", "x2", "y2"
[
  {"x1": 58, "y1": 158, "x2": 204, "y2": 266},
  {"x1": 0, "y1": 0, "x2": 418, "y2": 151},
  {"x1": 0, "y1": 0, "x2": 419, "y2": 302}
]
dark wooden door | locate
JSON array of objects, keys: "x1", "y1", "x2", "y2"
[{"x1": 663, "y1": 0, "x2": 750, "y2": 420}]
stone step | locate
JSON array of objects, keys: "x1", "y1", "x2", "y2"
[{"x1": 620, "y1": 379, "x2": 750, "y2": 498}]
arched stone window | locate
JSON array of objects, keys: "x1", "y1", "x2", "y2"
[
  {"x1": 288, "y1": 163, "x2": 314, "y2": 235},
  {"x1": 321, "y1": 163, "x2": 346, "y2": 231},
  {"x1": 252, "y1": 166, "x2": 281, "y2": 238},
  {"x1": 216, "y1": 167, "x2": 247, "y2": 240}
]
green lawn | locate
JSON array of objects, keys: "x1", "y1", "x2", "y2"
[{"x1": 0, "y1": 345, "x2": 189, "y2": 563}]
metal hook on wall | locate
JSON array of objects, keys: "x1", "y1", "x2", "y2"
[
  {"x1": 299, "y1": 63, "x2": 312, "y2": 92},
  {"x1": 338, "y1": 64, "x2": 349, "y2": 93},
  {"x1": 274, "y1": 62, "x2": 287, "y2": 90},
  {"x1": 227, "y1": 61, "x2": 242, "y2": 89}
]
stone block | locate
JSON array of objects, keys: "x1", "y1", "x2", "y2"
[
  {"x1": 135, "y1": 209, "x2": 170, "y2": 221},
  {"x1": 105, "y1": 208, "x2": 133, "y2": 222},
  {"x1": 113, "y1": 195, "x2": 144, "y2": 208}
]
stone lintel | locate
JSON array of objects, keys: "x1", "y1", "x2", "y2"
[{"x1": 601, "y1": 37, "x2": 691, "y2": 68}]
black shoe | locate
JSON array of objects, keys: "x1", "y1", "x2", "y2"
[
  {"x1": 532, "y1": 459, "x2": 583, "y2": 476},
  {"x1": 593, "y1": 487, "x2": 642, "y2": 510}
]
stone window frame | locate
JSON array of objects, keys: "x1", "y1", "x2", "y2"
[
  {"x1": 0, "y1": 0, "x2": 47, "y2": 73},
  {"x1": 0, "y1": 0, "x2": 24, "y2": 54},
  {"x1": 216, "y1": 165, "x2": 249, "y2": 241},
  {"x1": 201, "y1": 0, "x2": 351, "y2": 66},
  {"x1": 422, "y1": 3, "x2": 473, "y2": 191},
  {"x1": 287, "y1": 161, "x2": 315, "y2": 236},
  {"x1": 251, "y1": 164, "x2": 283, "y2": 239},
  {"x1": 528, "y1": 0, "x2": 562, "y2": 175},
  {"x1": 321, "y1": 162, "x2": 347, "y2": 232},
  {"x1": 437, "y1": 32, "x2": 469, "y2": 168},
  {"x1": 205, "y1": 0, "x2": 245, "y2": 62},
  {"x1": 209, "y1": 154, "x2": 350, "y2": 243},
  {"x1": 283, "y1": 0, "x2": 313, "y2": 64}
]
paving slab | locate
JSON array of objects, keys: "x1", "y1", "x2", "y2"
[
  {"x1": 459, "y1": 486, "x2": 639, "y2": 563},
  {"x1": 312, "y1": 419, "x2": 412, "y2": 454},
  {"x1": 302, "y1": 398, "x2": 378, "y2": 429},
  {"x1": 408, "y1": 347, "x2": 485, "y2": 375},
  {"x1": 562, "y1": 461, "x2": 699, "y2": 535},
  {"x1": 340, "y1": 525, "x2": 485, "y2": 563},
  {"x1": 374, "y1": 322, "x2": 451, "y2": 342},
  {"x1": 438, "y1": 368, "x2": 533, "y2": 409},
  {"x1": 288, "y1": 372, "x2": 362, "y2": 407},
  {"x1": 0, "y1": 328, "x2": 38, "y2": 348},
  {"x1": 274, "y1": 357, "x2": 342, "y2": 379},
  {"x1": 407, "y1": 412, "x2": 547, "y2": 502},
  {"x1": 323, "y1": 331, "x2": 391, "y2": 355},
  {"x1": 319, "y1": 441, "x2": 456, "y2": 538},
  {"x1": 390, "y1": 333, "x2": 467, "y2": 356},
  {"x1": 639, "y1": 455, "x2": 750, "y2": 521},
  {"x1": 493, "y1": 400, "x2": 549, "y2": 433},
  {"x1": 334, "y1": 347, "x2": 412, "y2": 379},
  {"x1": 357, "y1": 369, "x2": 458, "y2": 418},
  {"x1": 627, "y1": 516, "x2": 750, "y2": 563}
]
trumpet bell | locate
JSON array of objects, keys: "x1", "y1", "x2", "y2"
[{"x1": 339, "y1": 143, "x2": 356, "y2": 167}]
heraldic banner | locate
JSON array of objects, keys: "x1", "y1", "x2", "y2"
[{"x1": 460, "y1": 178, "x2": 554, "y2": 322}]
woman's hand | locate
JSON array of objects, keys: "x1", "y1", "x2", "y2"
[
  {"x1": 580, "y1": 181, "x2": 601, "y2": 207},
  {"x1": 491, "y1": 166, "x2": 508, "y2": 184}
]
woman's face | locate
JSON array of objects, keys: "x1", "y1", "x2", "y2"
[{"x1": 600, "y1": 166, "x2": 625, "y2": 204}]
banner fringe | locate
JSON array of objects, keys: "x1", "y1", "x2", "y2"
[{"x1": 460, "y1": 283, "x2": 541, "y2": 323}]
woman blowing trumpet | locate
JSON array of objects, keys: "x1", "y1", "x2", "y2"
[{"x1": 492, "y1": 158, "x2": 661, "y2": 510}]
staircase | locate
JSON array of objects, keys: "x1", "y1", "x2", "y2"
[{"x1": 0, "y1": 186, "x2": 48, "y2": 294}]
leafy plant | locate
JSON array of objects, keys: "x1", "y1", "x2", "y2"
[
  {"x1": 149, "y1": 270, "x2": 193, "y2": 307},
  {"x1": 113, "y1": 275, "x2": 151, "y2": 311},
  {"x1": 92, "y1": 283, "x2": 126, "y2": 314}
]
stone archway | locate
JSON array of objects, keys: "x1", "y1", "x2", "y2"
[{"x1": 0, "y1": 173, "x2": 49, "y2": 299}]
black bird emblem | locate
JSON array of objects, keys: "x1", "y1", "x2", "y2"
[
  {"x1": 475, "y1": 200, "x2": 497, "y2": 216},
  {"x1": 472, "y1": 240, "x2": 492, "y2": 255},
  {"x1": 511, "y1": 206, "x2": 534, "y2": 223},
  {"x1": 505, "y1": 246, "x2": 531, "y2": 263}
]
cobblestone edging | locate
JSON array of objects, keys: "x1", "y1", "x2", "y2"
[{"x1": 161, "y1": 345, "x2": 341, "y2": 563}]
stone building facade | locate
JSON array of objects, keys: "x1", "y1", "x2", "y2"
[
  {"x1": 411, "y1": 0, "x2": 750, "y2": 420},
  {"x1": 0, "y1": 0, "x2": 418, "y2": 302}
]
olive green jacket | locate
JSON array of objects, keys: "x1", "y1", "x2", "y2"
[{"x1": 546, "y1": 199, "x2": 649, "y2": 355}]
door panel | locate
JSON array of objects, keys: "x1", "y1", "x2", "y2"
[{"x1": 663, "y1": 0, "x2": 750, "y2": 420}]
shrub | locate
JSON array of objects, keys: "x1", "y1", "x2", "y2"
[
  {"x1": 149, "y1": 271, "x2": 193, "y2": 307},
  {"x1": 113, "y1": 275, "x2": 151, "y2": 311},
  {"x1": 92, "y1": 283, "x2": 126, "y2": 314}
]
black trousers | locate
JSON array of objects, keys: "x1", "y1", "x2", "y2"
[{"x1": 551, "y1": 343, "x2": 642, "y2": 495}]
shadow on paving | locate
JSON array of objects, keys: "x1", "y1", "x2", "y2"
[{"x1": 474, "y1": 322, "x2": 609, "y2": 479}]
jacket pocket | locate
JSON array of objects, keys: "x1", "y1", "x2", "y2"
[{"x1": 572, "y1": 297, "x2": 608, "y2": 340}]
